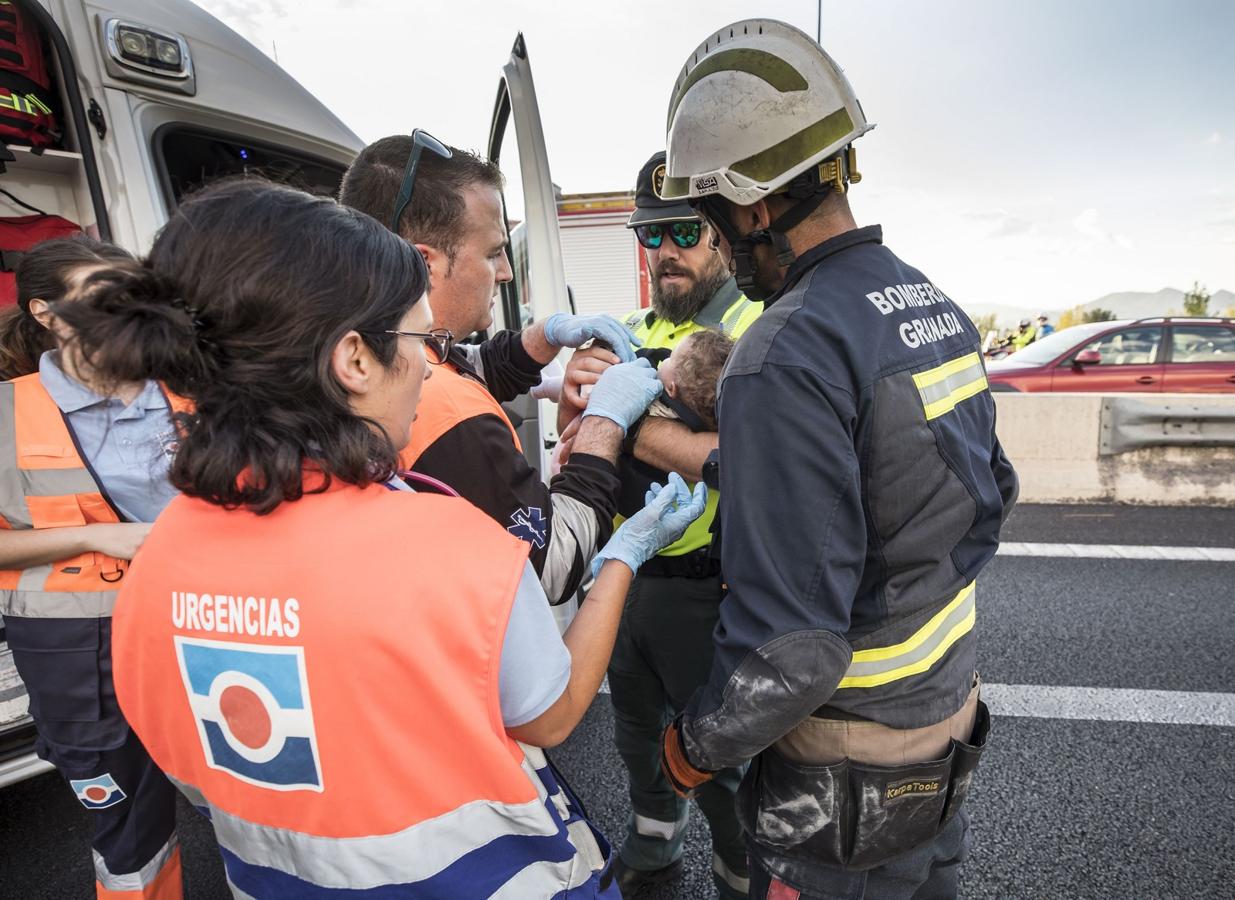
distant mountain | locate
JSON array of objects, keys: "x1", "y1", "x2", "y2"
[
  {"x1": 1082, "y1": 288, "x2": 1235, "y2": 320},
  {"x1": 956, "y1": 289, "x2": 1235, "y2": 329}
]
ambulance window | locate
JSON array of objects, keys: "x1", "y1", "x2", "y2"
[{"x1": 155, "y1": 127, "x2": 346, "y2": 207}]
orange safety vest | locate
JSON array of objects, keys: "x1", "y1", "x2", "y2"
[
  {"x1": 112, "y1": 480, "x2": 614, "y2": 897},
  {"x1": 0, "y1": 373, "x2": 190, "y2": 618},
  {"x1": 399, "y1": 359, "x2": 521, "y2": 469}
]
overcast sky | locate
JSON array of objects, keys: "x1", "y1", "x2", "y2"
[{"x1": 194, "y1": 0, "x2": 1234, "y2": 312}]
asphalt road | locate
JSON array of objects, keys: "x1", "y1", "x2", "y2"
[{"x1": 2, "y1": 503, "x2": 1233, "y2": 899}]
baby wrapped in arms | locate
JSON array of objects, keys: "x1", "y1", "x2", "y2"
[
  {"x1": 557, "y1": 329, "x2": 734, "y2": 514},
  {"x1": 639, "y1": 328, "x2": 732, "y2": 432}
]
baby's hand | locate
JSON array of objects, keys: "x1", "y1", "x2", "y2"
[{"x1": 561, "y1": 345, "x2": 622, "y2": 413}]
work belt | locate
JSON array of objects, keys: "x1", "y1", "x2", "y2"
[
  {"x1": 637, "y1": 547, "x2": 721, "y2": 579},
  {"x1": 737, "y1": 677, "x2": 988, "y2": 871}
]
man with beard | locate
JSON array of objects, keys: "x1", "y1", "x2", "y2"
[{"x1": 559, "y1": 151, "x2": 759, "y2": 899}]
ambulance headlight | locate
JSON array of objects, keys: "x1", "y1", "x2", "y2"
[
  {"x1": 119, "y1": 30, "x2": 146, "y2": 58},
  {"x1": 155, "y1": 39, "x2": 182, "y2": 68},
  {"x1": 104, "y1": 20, "x2": 193, "y2": 86}
]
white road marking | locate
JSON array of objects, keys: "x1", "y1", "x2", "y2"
[
  {"x1": 597, "y1": 680, "x2": 1235, "y2": 726},
  {"x1": 997, "y1": 542, "x2": 1235, "y2": 562},
  {"x1": 983, "y1": 683, "x2": 1235, "y2": 727}
]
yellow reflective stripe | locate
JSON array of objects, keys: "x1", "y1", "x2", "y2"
[
  {"x1": 912, "y1": 352, "x2": 988, "y2": 421},
  {"x1": 837, "y1": 583, "x2": 975, "y2": 689}
]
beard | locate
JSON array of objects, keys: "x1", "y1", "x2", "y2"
[{"x1": 651, "y1": 258, "x2": 731, "y2": 325}]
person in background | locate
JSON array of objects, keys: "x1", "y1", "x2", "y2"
[
  {"x1": 1035, "y1": 313, "x2": 1055, "y2": 339},
  {"x1": 559, "y1": 152, "x2": 758, "y2": 899},
  {"x1": 58, "y1": 178, "x2": 707, "y2": 898},
  {"x1": 340, "y1": 136, "x2": 639, "y2": 606},
  {"x1": 1011, "y1": 317, "x2": 1037, "y2": 350},
  {"x1": 0, "y1": 235, "x2": 184, "y2": 899}
]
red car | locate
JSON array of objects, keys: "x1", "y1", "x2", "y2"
[{"x1": 985, "y1": 317, "x2": 1235, "y2": 392}]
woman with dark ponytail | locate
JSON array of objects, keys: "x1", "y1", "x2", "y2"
[
  {"x1": 0, "y1": 236, "x2": 188, "y2": 898},
  {"x1": 0, "y1": 234, "x2": 134, "y2": 379},
  {"x1": 57, "y1": 177, "x2": 703, "y2": 899}
]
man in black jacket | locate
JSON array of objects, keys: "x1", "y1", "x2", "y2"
[
  {"x1": 341, "y1": 136, "x2": 648, "y2": 604},
  {"x1": 656, "y1": 21, "x2": 1019, "y2": 899}
]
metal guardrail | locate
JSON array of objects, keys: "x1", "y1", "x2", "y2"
[{"x1": 1100, "y1": 398, "x2": 1235, "y2": 455}]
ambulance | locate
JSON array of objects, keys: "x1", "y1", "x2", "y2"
[{"x1": 0, "y1": 0, "x2": 571, "y2": 787}]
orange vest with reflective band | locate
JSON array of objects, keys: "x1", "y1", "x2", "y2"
[
  {"x1": 399, "y1": 360, "x2": 521, "y2": 470},
  {"x1": 0, "y1": 373, "x2": 190, "y2": 619},
  {"x1": 111, "y1": 483, "x2": 612, "y2": 896}
]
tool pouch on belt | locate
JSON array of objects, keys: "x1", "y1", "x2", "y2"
[{"x1": 737, "y1": 700, "x2": 990, "y2": 870}]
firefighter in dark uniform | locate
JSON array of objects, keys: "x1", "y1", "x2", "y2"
[
  {"x1": 559, "y1": 152, "x2": 759, "y2": 898},
  {"x1": 655, "y1": 21, "x2": 1019, "y2": 900}
]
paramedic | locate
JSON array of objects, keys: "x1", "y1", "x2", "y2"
[
  {"x1": 56, "y1": 178, "x2": 706, "y2": 898},
  {"x1": 0, "y1": 236, "x2": 184, "y2": 899},
  {"x1": 340, "y1": 136, "x2": 637, "y2": 605}
]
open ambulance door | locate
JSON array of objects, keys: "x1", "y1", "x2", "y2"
[{"x1": 488, "y1": 34, "x2": 572, "y2": 480}]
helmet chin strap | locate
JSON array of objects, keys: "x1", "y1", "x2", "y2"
[
  {"x1": 697, "y1": 148, "x2": 861, "y2": 301},
  {"x1": 705, "y1": 191, "x2": 828, "y2": 301}
]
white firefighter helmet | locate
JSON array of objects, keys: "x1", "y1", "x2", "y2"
[{"x1": 662, "y1": 19, "x2": 873, "y2": 206}]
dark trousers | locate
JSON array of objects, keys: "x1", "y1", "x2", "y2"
[
  {"x1": 748, "y1": 809, "x2": 970, "y2": 900},
  {"x1": 7, "y1": 615, "x2": 181, "y2": 894},
  {"x1": 606, "y1": 571, "x2": 749, "y2": 899}
]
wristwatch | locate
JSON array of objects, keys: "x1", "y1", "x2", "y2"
[{"x1": 701, "y1": 448, "x2": 720, "y2": 490}]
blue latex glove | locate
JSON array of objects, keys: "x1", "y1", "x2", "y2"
[
  {"x1": 581, "y1": 358, "x2": 662, "y2": 434},
  {"x1": 543, "y1": 313, "x2": 641, "y2": 363},
  {"x1": 591, "y1": 473, "x2": 709, "y2": 578}
]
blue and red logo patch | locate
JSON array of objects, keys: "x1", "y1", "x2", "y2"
[
  {"x1": 174, "y1": 637, "x2": 323, "y2": 792},
  {"x1": 70, "y1": 773, "x2": 127, "y2": 809}
]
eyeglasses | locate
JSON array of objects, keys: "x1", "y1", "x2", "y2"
[
  {"x1": 634, "y1": 221, "x2": 704, "y2": 250},
  {"x1": 380, "y1": 327, "x2": 454, "y2": 364},
  {"x1": 389, "y1": 129, "x2": 453, "y2": 233}
]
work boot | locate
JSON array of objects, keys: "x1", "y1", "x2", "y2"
[{"x1": 611, "y1": 856, "x2": 685, "y2": 898}]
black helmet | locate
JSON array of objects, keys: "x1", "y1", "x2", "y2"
[{"x1": 627, "y1": 151, "x2": 699, "y2": 228}]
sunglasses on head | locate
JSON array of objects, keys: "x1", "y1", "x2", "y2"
[
  {"x1": 634, "y1": 220, "x2": 704, "y2": 250},
  {"x1": 389, "y1": 129, "x2": 453, "y2": 233}
]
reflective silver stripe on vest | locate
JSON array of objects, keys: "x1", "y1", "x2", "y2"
[
  {"x1": 837, "y1": 583, "x2": 976, "y2": 689},
  {"x1": 0, "y1": 383, "x2": 32, "y2": 528},
  {"x1": 719, "y1": 298, "x2": 755, "y2": 337},
  {"x1": 93, "y1": 836, "x2": 179, "y2": 891},
  {"x1": 0, "y1": 574, "x2": 118, "y2": 618},
  {"x1": 21, "y1": 467, "x2": 101, "y2": 497},
  {"x1": 166, "y1": 748, "x2": 600, "y2": 892},
  {"x1": 912, "y1": 353, "x2": 989, "y2": 421}
]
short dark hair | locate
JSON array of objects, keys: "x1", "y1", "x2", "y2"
[
  {"x1": 55, "y1": 178, "x2": 430, "y2": 514},
  {"x1": 0, "y1": 235, "x2": 135, "y2": 380},
  {"x1": 338, "y1": 135, "x2": 504, "y2": 262},
  {"x1": 674, "y1": 329, "x2": 733, "y2": 432}
]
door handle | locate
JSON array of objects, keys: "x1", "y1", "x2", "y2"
[{"x1": 1135, "y1": 376, "x2": 1157, "y2": 384}]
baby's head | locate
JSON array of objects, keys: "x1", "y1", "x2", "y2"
[{"x1": 657, "y1": 329, "x2": 733, "y2": 432}]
